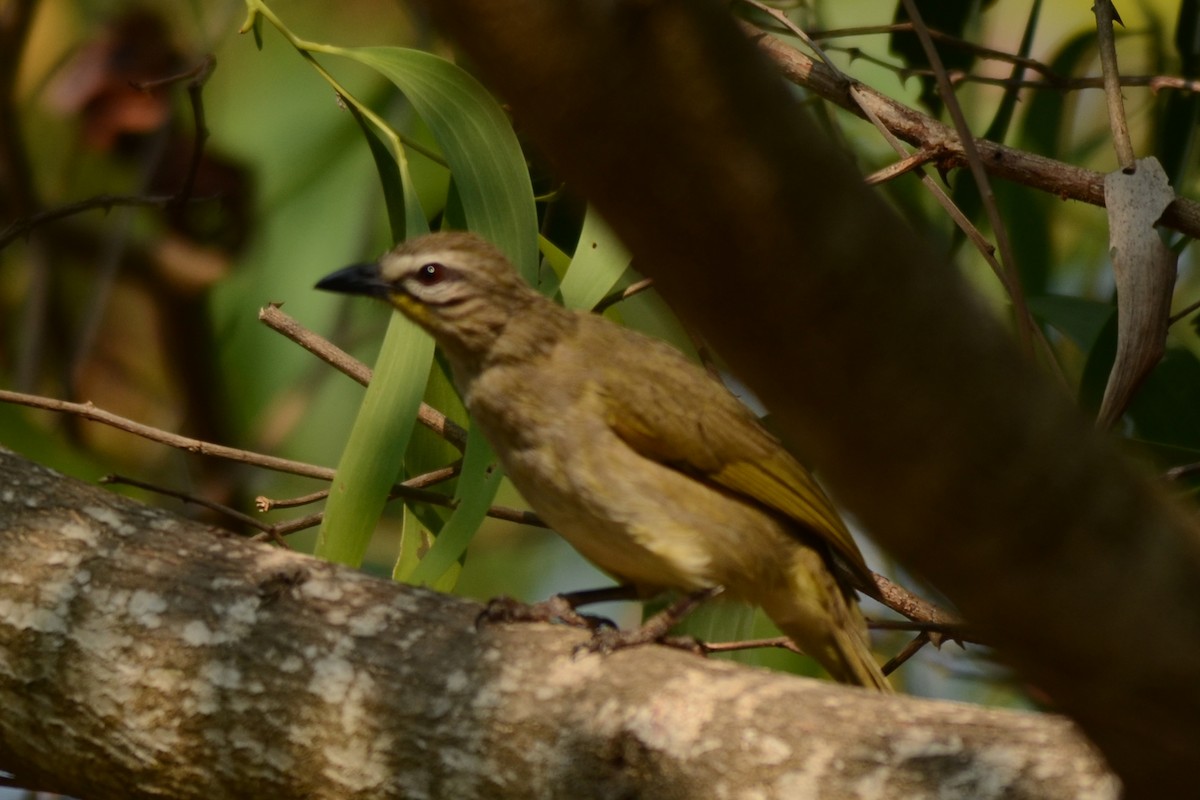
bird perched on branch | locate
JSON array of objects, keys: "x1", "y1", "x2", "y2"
[{"x1": 317, "y1": 231, "x2": 890, "y2": 691}]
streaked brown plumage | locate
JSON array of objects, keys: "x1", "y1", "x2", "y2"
[{"x1": 317, "y1": 231, "x2": 890, "y2": 691}]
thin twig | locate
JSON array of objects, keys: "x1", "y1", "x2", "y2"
[
  {"x1": 849, "y1": 88, "x2": 999, "y2": 269},
  {"x1": 868, "y1": 617, "x2": 976, "y2": 642},
  {"x1": 899, "y1": 0, "x2": 1034, "y2": 358},
  {"x1": 1169, "y1": 296, "x2": 1200, "y2": 326},
  {"x1": 849, "y1": 85, "x2": 1069, "y2": 389},
  {"x1": 700, "y1": 636, "x2": 802, "y2": 655},
  {"x1": 256, "y1": 488, "x2": 330, "y2": 511},
  {"x1": 259, "y1": 303, "x2": 372, "y2": 384},
  {"x1": 0, "y1": 387, "x2": 542, "y2": 539},
  {"x1": 0, "y1": 389, "x2": 336, "y2": 480},
  {"x1": 592, "y1": 277, "x2": 655, "y2": 314},
  {"x1": 101, "y1": 473, "x2": 291, "y2": 547},
  {"x1": 2, "y1": 55, "x2": 219, "y2": 253},
  {"x1": 736, "y1": 0, "x2": 842, "y2": 74},
  {"x1": 862, "y1": 148, "x2": 939, "y2": 185},
  {"x1": 739, "y1": 22, "x2": 1200, "y2": 240},
  {"x1": 248, "y1": 477, "x2": 544, "y2": 542},
  {"x1": 261, "y1": 512, "x2": 324, "y2": 539},
  {"x1": 0, "y1": 194, "x2": 216, "y2": 252},
  {"x1": 870, "y1": 571, "x2": 961, "y2": 630},
  {"x1": 1093, "y1": 1, "x2": 1136, "y2": 170},
  {"x1": 255, "y1": 463, "x2": 461, "y2": 511},
  {"x1": 1165, "y1": 462, "x2": 1200, "y2": 481},
  {"x1": 0, "y1": 390, "x2": 528, "y2": 527},
  {"x1": 812, "y1": 22, "x2": 1062, "y2": 81},
  {"x1": 831, "y1": 49, "x2": 1200, "y2": 94},
  {"x1": 257, "y1": 304, "x2": 469, "y2": 452},
  {"x1": 695, "y1": 615, "x2": 975, "y2": 660},
  {"x1": 132, "y1": 54, "x2": 217, "y2": 206},
  {"x1": 882, "y1": 631, "x2": 931, "y2": 676}
]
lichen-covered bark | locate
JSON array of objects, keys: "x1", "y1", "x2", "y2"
[{"x1": 0, "y1": 448, "x2": 1115, "y2": 798}]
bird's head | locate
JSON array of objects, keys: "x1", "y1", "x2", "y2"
[{"x1": 316, "y1": 232, "x2": 539, "y2": 359}]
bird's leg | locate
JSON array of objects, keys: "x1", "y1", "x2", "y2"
[
  {"x1": 577, "y1": 586, "x2": 724, "y2": 656},
  {"x1": 478, "y1": 584, "x2": 640, "y2": 631}
]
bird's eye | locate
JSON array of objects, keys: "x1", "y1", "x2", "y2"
[{"x1": 416, "y1": 262, "x2": 447, "y2": 285}]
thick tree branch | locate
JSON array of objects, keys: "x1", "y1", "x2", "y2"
[
  {"x1": 411, "y1": 1, "x2": 1200, "y2": 795},
  {"x1": 0, "y1": 449, "x2": 1116, "y2": 798}
]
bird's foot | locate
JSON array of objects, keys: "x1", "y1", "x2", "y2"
[
  {"x1": 478, "y1": 594, "x2": 616, "y2": 632},
  {"x1": 572, "y1": 586, "x2": 723, "y2": 658}
]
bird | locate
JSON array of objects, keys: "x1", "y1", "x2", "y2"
[{"x1": 316, "y1": 231, "x2": 891, "y2": 691}]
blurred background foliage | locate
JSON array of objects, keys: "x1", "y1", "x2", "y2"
[{"x1": 0, "y1": 0, "x2": 1197, "y2": 708}]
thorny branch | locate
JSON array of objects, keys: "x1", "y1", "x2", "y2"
[
  {"x1": 805, "y1": 20, "x2": 1200, "y2": 93},
  {"x1": 739, "y1": 22, "x2": 1200, "y2": 239},
  {"x1": 898, "y1": 0, "x2": 1032, "y2": 357},
  {"x1": 1093, "y1": 0, "x2": 1136, "y2": 170}
]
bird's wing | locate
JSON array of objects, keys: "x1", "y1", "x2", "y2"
[{"x1": 595, "y1": 324, "x2": 874, "y2": 588}]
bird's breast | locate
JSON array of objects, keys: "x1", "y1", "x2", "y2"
[{"x1": 462, "y1": 373, "x2": 793, "y2": 597}]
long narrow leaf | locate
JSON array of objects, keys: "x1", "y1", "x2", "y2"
[
  {"x1": 558, "y1": 209, "x2": 631, "y2": 310},
  {"x1": 320, "y1": 44, "x2": 538, "y2": 575},
  {"x1": 332, "y1": 45, "x2": 538, "y2": 275},
  {"x1": 406, "y1": 426, "x2": 503, "y2": 587},
  {"x1": 314, "y1": 91, "x2": 432, "y2": 566}
]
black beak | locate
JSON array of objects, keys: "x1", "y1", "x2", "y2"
[{"x1": 315, "y1": 262, "x2": 391, "y2": 299}]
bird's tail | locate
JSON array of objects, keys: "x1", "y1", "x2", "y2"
[
  {"x1": 763, "y1": 553, "x2": 893, "y2": 693},
  {"x1": 824, "y1": 613, "x2": 893, "y2": 692},
  {"x1": 775, "y1": 604, "x2": 893, "y2": 692}
]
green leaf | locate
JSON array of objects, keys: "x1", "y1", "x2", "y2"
[
  {"x1": 1028, "y1": 295, "x2": 1115, "y2": 351},
  {"x1": 558, "y1": 209, "x2": 631, "y2": 310},
  {"x1": 312, "y1": 79, "x2": 432, "y2": 566},
  {"x1": 1158, "y1": 0, "x2": 1200, "y2": 187},
  {"x1": 1020, "y1": 31, "x2": 1096, "y2": 160},
  {"x1": 1080, "y1": 314, "x2": 1119, "y2": 415},
  {"x1": 982, "y1": 0, "x2": 1041, "y2": 146},
  {"x1": 315, "y1": 312, "x2": 435, "y2": 566},
  {"x1": 239, "y1": 7, "x2": 264, "y2": 50},
  {"x1": 391, "y1": 358, "x2": 465, "y2": 580},
  {"x1": 331, "y1": 45, "x2": 539, "y2": 276},
  {"x1": 345, "y1": 102, "x2": 407, "y2": 242},
  {"x1": 1127, "y1": 348, "x2": 1200, "y2": 461},
  {"x1": 393, "y1": 504, "x2": 461, "y2": 591},
  {"x1": 889, "y1": 0, "x2": 997, "y2": 115},
  {"x1": 406, "y1": 426, "x2": 504, "y2": 587},
  {"x1": 316, "y1": 44, "x2": 537, "y2": 573}
]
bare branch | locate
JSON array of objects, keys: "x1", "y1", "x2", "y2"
[
  {"x1": 0, "y1": 449, "x2": 1121, "y2": 799},
  {"x1": 739, "y1": 23, "x2": 1200, "y2": 240},
  {"x1": 258, "y1": 304, "x2": 469, "y2": 452},
  {"x1": 0, "y1": 389, "x2": 335, "y2": 480}
]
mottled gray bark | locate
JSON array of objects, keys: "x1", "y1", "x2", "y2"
[{"x1": 0, "y1": 448, "x2": 1116, "y2": 799}]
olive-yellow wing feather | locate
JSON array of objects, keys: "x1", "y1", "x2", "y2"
[{"x1": 592, "y1": 320, "x2": 874, "y2": 588}]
